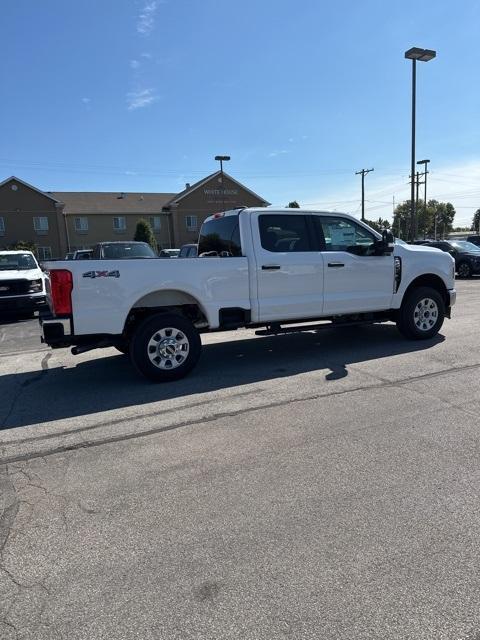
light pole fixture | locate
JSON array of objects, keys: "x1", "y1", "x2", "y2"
[
  {"x1": 405, "y1": 47, "x2": 436, "y2": 241},
  {"x1": 214, "y1": 155, "x2": 230, "y2": 210},
  {"x1": 417, "y1": 158, "x2": 430, "y2": 238}
]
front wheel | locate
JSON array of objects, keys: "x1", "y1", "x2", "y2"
[
  {"x1": 130, "y1": 312, "x2": 201, "y2": 381},
  {"x1": 396, "y1": 286, "x2": 445, "y2": 340}
]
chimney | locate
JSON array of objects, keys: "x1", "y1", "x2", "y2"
[{"x1": 185, "y1": 183, "x2": 191, "y2": 190}]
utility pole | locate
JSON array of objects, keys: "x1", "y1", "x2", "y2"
[
  {"x1": 417, "y1": 159, "x2": 430, "y2": 238},
  {"x1": 355, "y1": 168, "x2": 374, "y2": 221}
]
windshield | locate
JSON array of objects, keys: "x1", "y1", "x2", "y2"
[
  {"x1": 0, "y1": 253, "x2": 38, "y2": 270},
  {"x1": 451, "y1": 241, "x2": 480, "y2": 252},
  {"x1": 101, "y1": 243, "x2": 156, "y2": 259}
]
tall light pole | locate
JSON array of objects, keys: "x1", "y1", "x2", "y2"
[
  {"x1": 355, "y1": 168, "x2": 374, "y2": 221},
  {"x1": 417, "y1": 158, "x2": 430, "y2": 238},
  {"x1": 215, "y1": 155, "x2": 230, "y2": 211},
  {"x1": 405, "y1": 47, "x2": 436, "y2": 241}
]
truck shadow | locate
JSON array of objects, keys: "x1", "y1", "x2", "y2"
[{"x1": 0, "y1": 323, "x2": 444, "y2": 431}]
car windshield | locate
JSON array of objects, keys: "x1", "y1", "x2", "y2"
[
  {"x1": 101, "y1": 243, "x2": 156, "y2": 259},
  {"x1": 0, "y1": 253, "x2": 38, "y2": 270},
  {"x1": 451, "y1": 241, "x2": 480, "y2": 252}
]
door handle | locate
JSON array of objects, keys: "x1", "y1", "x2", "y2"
[
  {"x1": 262, "y1": 265, "x2": 281, "y2": 270},
  {"x1": 328, "y1": 262, "x2": 345, "y2": 268}
]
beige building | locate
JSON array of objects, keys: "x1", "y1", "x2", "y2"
[{"x1": 0, "y1": 172, "x2": 269, "y2": 258}]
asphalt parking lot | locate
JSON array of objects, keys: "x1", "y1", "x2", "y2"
[{"x1": 2, "y1": 280, "x2": 480, "y2": 640}]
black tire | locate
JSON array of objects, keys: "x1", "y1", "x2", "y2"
[
  {"x1": 396, "y1": 286, "x2": 445, "y2": 340},
  {"x1": 129, "y1": 312, "x2": 201, "y2": 382},
  {"x1": 457, "y1": 261, "x2": 472, "y2": 278}
]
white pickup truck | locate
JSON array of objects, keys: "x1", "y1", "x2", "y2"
[{"x1": 40, "y1": 208, "x2": 456, "y2": 381}]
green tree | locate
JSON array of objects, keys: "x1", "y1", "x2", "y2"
[
  {"x1": 392, "y1": 199, "x2": 456, "y2": 240},
  {"x1": 471, "y1": 208, "x2": 480, "y2": 232},
  {"x1": 364, "y1": 218, "x2": 391, "y2": 233},
  {"x1": 392, "y1": 201, "x2": 413, "y2": 239},
  {"x1": 134, "y1": 218, "x2": 157, "y2": 251},
  {"x1": 434, "y1": 201, "x2": 456, "y2": 238},
  {"x1": 287, "y1": 200, "x2": 300, "y2": 208},
  {"x1": 10, "y1": 240, "x2": 37, "y2": 254}
]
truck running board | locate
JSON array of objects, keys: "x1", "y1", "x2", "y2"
[{"x1": 255, "y1": 319, "x2": 376, "y2": 336}]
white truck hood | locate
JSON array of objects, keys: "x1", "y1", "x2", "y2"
[{"x1": 0, "y1": 268, "x2": 44, "y2": 281}]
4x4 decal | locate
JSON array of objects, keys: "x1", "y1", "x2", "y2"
[{"x1": 82, "y1": 270, "x2": 120, "y2": 279}]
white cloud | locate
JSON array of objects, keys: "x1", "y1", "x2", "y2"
[
  {"x1": 130, "y1": 59, "x2": 140, "y2": 69},
  {"x1": 81, "y1": 97, "x2": 91, "y2": 104},
  {"x1": 137, "y1": 1, "x2": 157, "y2": 35},
  {"x1": 269, "y1": 149, "x2": 289, "y2": 158},
  {"x1": 140, "y1": 52, "x2": 152, "y2": 59},
  {"x1": 127, "y1": 88, "x2": 157, "y2": 110}
]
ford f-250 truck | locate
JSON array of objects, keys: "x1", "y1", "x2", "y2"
[{"x1": 40, "y1": 208, "x2": 456, "y2": 381}]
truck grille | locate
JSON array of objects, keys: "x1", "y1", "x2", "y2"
[{"x1": 0, "y1": 279, "x2": 30, "y2": 296}]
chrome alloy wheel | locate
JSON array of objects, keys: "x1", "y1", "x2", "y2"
[
  {"x1": 413, "y1": 297, "x2": 439, "y2": 332},
  {"x1": 147, "y1": 327, "x2": 190, "y2": 369}
]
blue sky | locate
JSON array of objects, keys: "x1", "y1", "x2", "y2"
[{"x1": 1, "y1": 0, "x2": 479, "y2": 225}]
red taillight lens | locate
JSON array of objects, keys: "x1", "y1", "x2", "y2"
[{"x1": 50, "y1": 269, "x2": 73, "y2": 315}]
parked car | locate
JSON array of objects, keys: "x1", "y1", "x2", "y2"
[
  {"x1": 423, "y1": 240, "x2": 480, "y2": 278},
  {"x1": 40, "y1": 207, "x2": 456, "y2": 382},
  {"x1": 178, "y1": 243, "x2": 198, "y2": 258},
  {"x1": 0, "y1": 250, "x2": 47, "y2": 317},
  {"x1": 66, "y1": 249, "x2": 93, "y2": 260},
  {"x1": 92, "y1": 242, "x2": 157, "y2": 259},
  {"x1": 467, "y1": 235, "x2": 480, "y2": 247},
  {"x1": 159, "y1": 249, "x2": 180, "y2": 258}
]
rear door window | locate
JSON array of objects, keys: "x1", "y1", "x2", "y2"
[
  {"x1": 258, "y1": 215, "x2": 314, "y2": 252},
  {"x1": 198, "y1": 215, "x2": 241, "y2": 256}
]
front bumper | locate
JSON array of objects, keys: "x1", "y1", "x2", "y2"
[
  {"x1": 448, "y1": 288, "x2": 456, "y2": 307},
  {"x1": 0, "y1": 294, "x2": 46, "y2": 313}
]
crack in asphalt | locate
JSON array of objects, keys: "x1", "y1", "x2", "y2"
[
  {"x1": 3, "y1": 360, "x2": 480, "y2": 465},
  {"x1": 0, "y1": 354, "x2": 51, "y2": 431}
]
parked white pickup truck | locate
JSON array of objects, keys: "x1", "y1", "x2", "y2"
[
  {"x1": 40, "y1": 208, "x2": 456, "y2": 381},
  {"x1": 0, "y1": 250, "x2": 47, "y2": 317}
]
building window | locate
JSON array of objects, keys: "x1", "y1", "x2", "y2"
[
  {"x1": 0, "y1": 217, "x2": 4, "y2": 236},
  {"x1": 38, "y1": 247, "x2": 52, "y2": 261},
  {"x1": 186, "y1": 215, "x2": 198, "y2": 231},
  {"x1": 33, "y1": 216, "x2": 49, "y2": 234},
  {"x1": 113, "y1": 216, "x2": 126, "y2": 232},
  {"x1": 149, "y1": 216, "x2": 161, "y2": 232},
  {"x1": 74, "y1": 216, "x2": 89, "y2": 233}
]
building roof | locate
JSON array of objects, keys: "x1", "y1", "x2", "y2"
[
  {"x1": 167, "y1": 170, "x2": 270, "y2": 206},
  {"x1": 51, "y1": 191, "x2": 176, "y2": 214},
  {"x1": 0, "y1": 176, "x2": 63, "y2": 203}
]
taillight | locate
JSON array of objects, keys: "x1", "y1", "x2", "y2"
[{"x1": 50, "y1": 269, "x2": 73, "y2": 315}]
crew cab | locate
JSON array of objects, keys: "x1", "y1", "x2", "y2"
[
  {"x1": 0, "y1": 250, "x2": 47, "y2": 317},
  {"x1": 40, "y1": 208, "x2": 456, "y2": 381}
]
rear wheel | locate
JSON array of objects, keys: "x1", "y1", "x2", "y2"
[
  {"x1": 396, "y1": 286, "x2": 445, "y2": 340},
  {"x1": 130, "y1": 312, "x2": 201, "y2": 381},
  {"x1": 457, "y1": 261, "x2": 472, "y2": 278}
]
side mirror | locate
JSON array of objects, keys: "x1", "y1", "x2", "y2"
[
  {"x1": 382, "y1": 230, "x2": 395, "y2": 247},
  {"x1": 373, "y1": 230, "x2": 394, "y2": 256}
]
